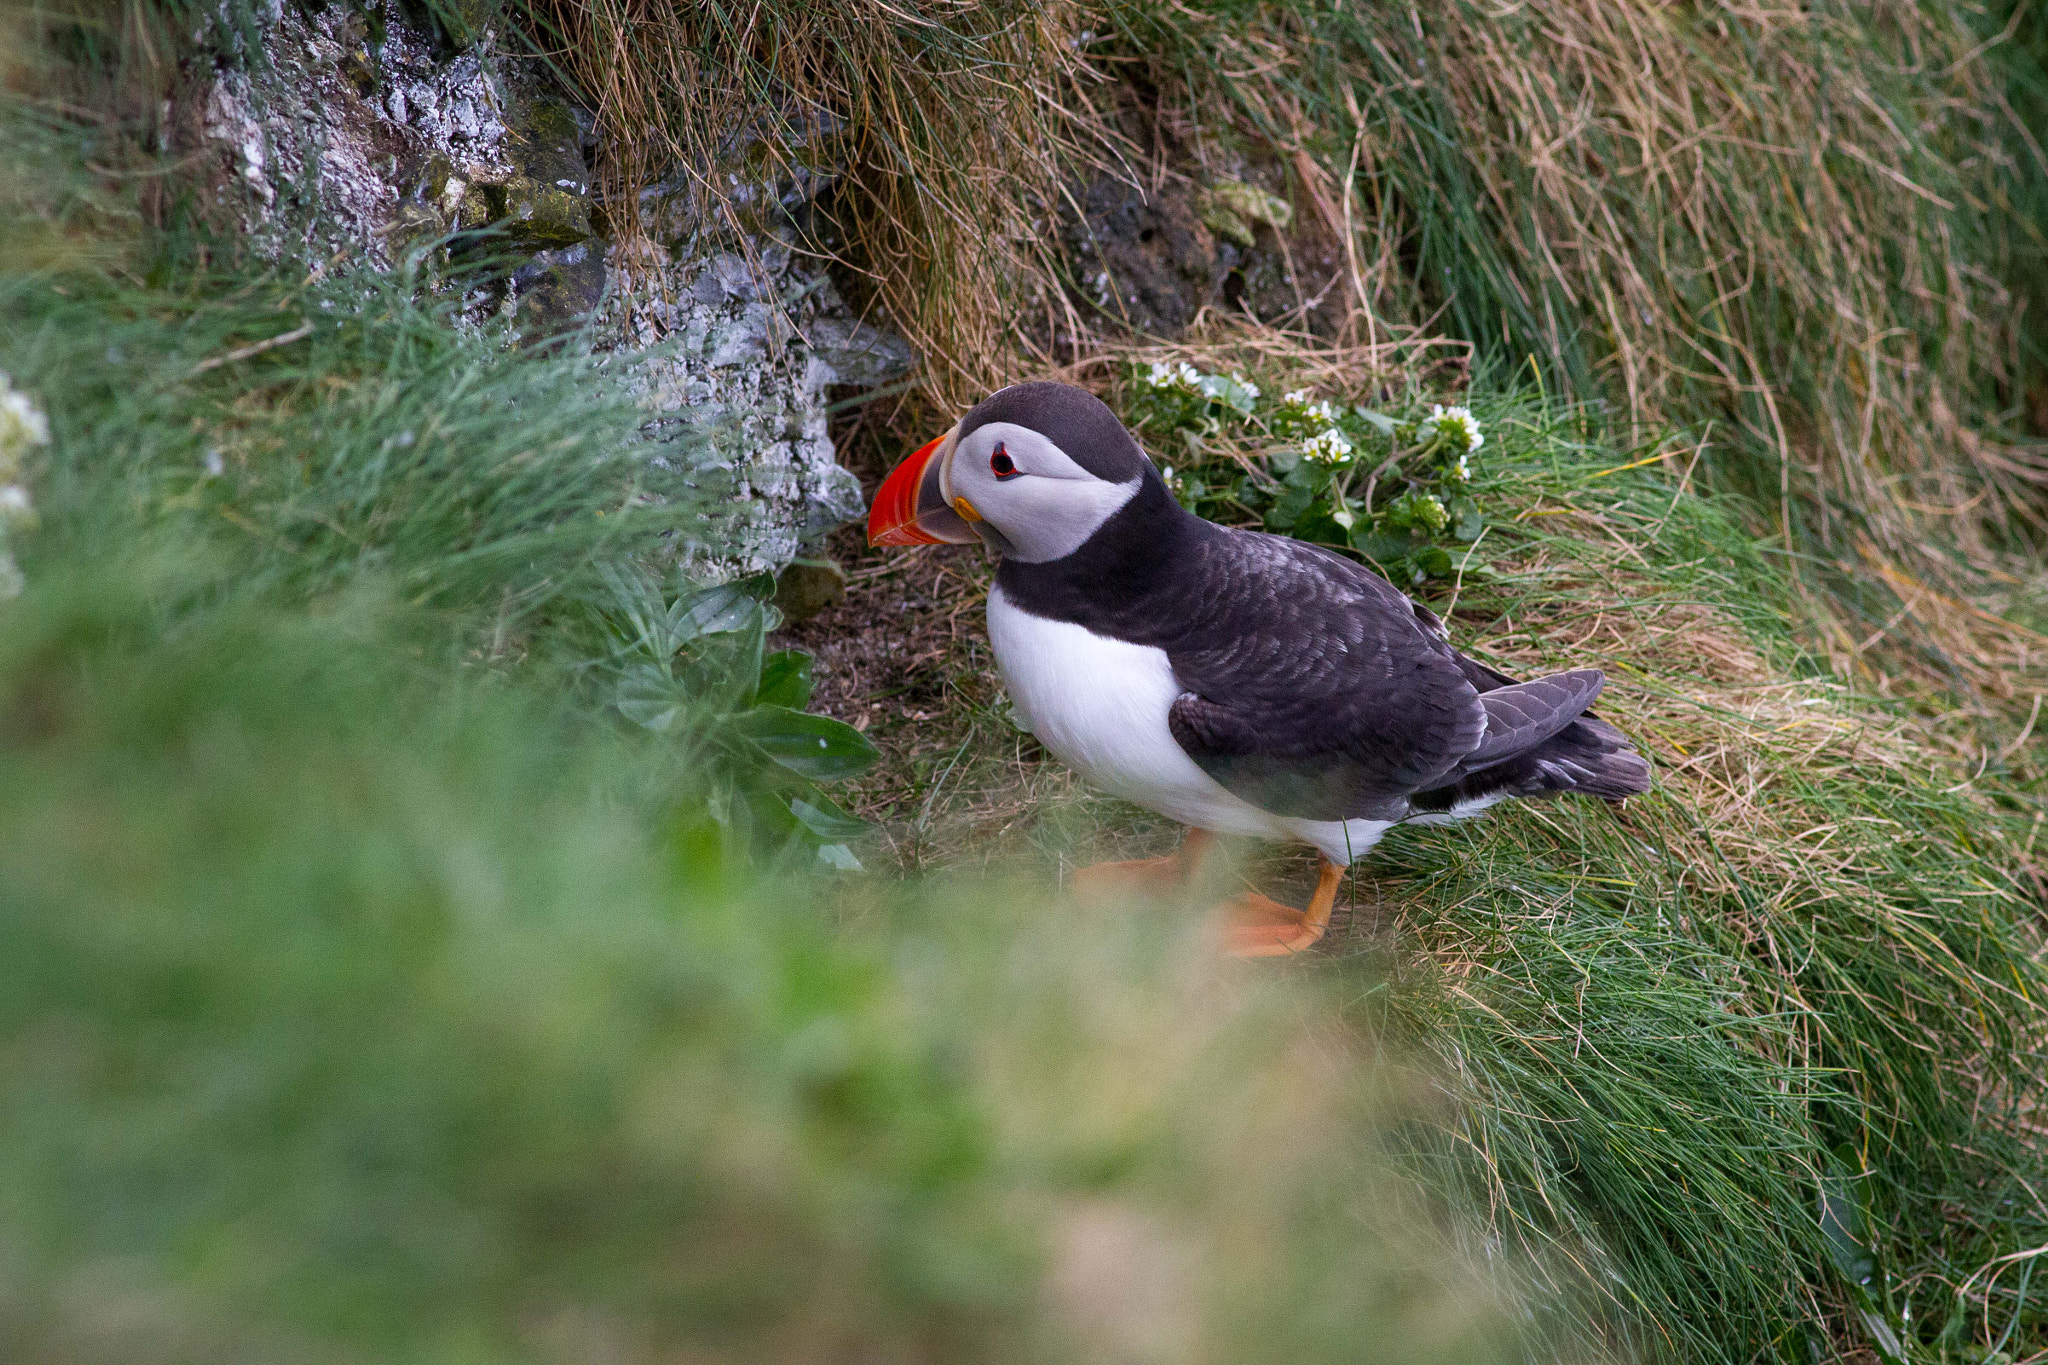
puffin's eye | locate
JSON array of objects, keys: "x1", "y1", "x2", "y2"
[{"x1": 990, "y1": 443, "x2": 1020, "y2": 480}]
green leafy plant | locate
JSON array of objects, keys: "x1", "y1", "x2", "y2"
[
  {"x1": 595, "y1": 565, "x2": 878, "y2": 867},
  {"x1": 1123, "y1": 360, "x2": 1487, "y2": 586}
]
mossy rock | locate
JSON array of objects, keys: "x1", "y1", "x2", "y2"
[
  {"x1": 479, "y1": 176, "x2": 592, "y2": 248},
  {"x1": 1201, "y1": 180, "x2": 1293, "y2": 249},
  {"x1": 509, "y1": 243, "x2": 607, "y2": 339},
  {"x1": 773, "y1": 558, "x2": 847, "y2": 622}
]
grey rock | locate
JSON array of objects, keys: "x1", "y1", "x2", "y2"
[
  {"x1": 176, "y1": 0, "x2": 911, "y2": 580},
  {"x1": 805, "y1": 317, "x2": 916, "y2": 390}
]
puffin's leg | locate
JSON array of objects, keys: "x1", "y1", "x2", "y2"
[
  {"x1": 1223, "y1": 857, "x2": 1344, "y2": 958},
  {"x1": 1071, "y1": 828, "x2": 1215, "y2": 899}
]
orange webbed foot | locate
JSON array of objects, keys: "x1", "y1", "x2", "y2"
[
  {"x1": 1218, "y1": 857, "x2": 1345, "y2": 959},
  {"x1": 1070, "y1": 830, "x2": 1215, "y2": 902}
]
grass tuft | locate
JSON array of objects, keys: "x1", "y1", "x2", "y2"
[{"x1": 518, "y1": 0, "x2": 1095, "y2": 404}]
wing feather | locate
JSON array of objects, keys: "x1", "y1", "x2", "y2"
[{"x1": 1161, "y1": 532, "x2": 1485, "y2": 820}]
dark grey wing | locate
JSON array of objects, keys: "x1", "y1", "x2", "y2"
[{"x1": 1162, "y1": 532, "x2": 1485, "y2": 821}]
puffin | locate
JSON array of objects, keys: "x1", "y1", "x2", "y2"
[{"x1": 866, "y1": 381, "x2": 1651, "y2": 955}]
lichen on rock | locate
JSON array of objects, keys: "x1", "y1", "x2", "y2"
[{"x1": 175, "y1": 0, "x2": 908, "y2": 579}]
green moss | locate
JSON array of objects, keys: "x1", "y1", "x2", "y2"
[{"x1": 1199, "y1": 179, "x2": 1292, "y2": 248}]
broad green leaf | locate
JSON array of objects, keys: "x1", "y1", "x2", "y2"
[
  {"x1": 1354, "y1": 407, "x2": 1399, "y2": 435},
  {"x1": 1267, "y1": 482, "x2": 1315, "y2": 530},
  {"x1": 732, "y1": 706, "x2": 879, "y2": 780},
  {"x1": 616, "y1": 663, "x2": 685, "y2": 732},
  {"x1": 1350, "y1": 530, "x2": 1415, "y2": 564},
  {"x1": 816, "y1": 843, "x2": 864, "y2": 871},
  {"x1": 1452, "y1": 496, "x2": 1484, "y2": 541},
  {"x1": 1819, "y1": 1159, "x2": 1908, "y2": 1365},
  {"x1": 1284, "y1": 458, "x2": 1333, "y2": 492},
  {"x1": 741, "y1": 784, "x2": 803, "y2": 841},
  {"x1": 756, "y1": 650, "x2": 815, "y2": 710},
  {"x1": 790, "y1": 793, "x2": 868, "y2": 840},
  {"x1": 667, "y1": 582, "x2": 759, "y2": 644}
]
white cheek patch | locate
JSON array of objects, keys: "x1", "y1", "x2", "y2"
[
  {"x1": 948, "y1": 422, "x2": 1147, "y2": 562},
  {"x1": 999, "y1": 474, "x2": 1143, "y2": 562}
]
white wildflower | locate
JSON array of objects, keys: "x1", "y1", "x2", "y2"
[
  {"x1": 1414, "y1": 493, "x2": 1448, "y2": 531},
  {"x1": 1447, "y1": 452, "x2": 1472, "y2": 483},
  {"x1": 1234, "y1": 374, "x2": 1260, "y2": 402},
  {"x1": 0, "y1": 375, "x2": 51, "y2": 487},
  {"x1": 1429, "y1": 403, "x2": 1484, "y2": 453},
  {"x1": 1279, "y1": 388, "x2": 1340, "y2": 424},
  {"x1": 0, "y1": 373, "x2": 47, "y2": 600},
  {"x1": 1302, "y1": 427, "x2": 1354, "y2": 464},
  {"x1": 1143, "y1": 360, "x2": 1206, "y2": 392},
  {"x1": 1143, "y1": 360, "x2": 1209, "y2": 395}
]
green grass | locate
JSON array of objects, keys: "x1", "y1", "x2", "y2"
[
  {"x1": 1083, "y1": 0, "x2": 2048, "y2": 701},
  {"x1": 828, "y1": 356, "x2": 2048, "y2": 1363}
]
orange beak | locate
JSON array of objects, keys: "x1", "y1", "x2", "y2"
[{"x1": 867, "y1": 426, "x2": 977, "y2": 547}]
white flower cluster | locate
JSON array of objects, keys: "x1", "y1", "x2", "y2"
[
  {"x1": 1280, "y1": 389, "x2": 1340, "y2": 425},
  {"x1": 1429, "y1": 404, "x2": 1484, "y2": 454},
  {"x1": 1302, "y1": 427, "x2": 1354, "y2": 465},
  {"x1": 1146, "y1": 360, "x2": 1207, "y2": 393},
  {"x1": 1145, "y1": 361, "x2": 1259, "y2": 406},
  {"x1": 0, "y1": 373, "x2": 47, "y2": 599}
]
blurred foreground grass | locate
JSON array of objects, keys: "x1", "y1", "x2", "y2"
[
  {"x1": 0, "y1": 265, "x2": 1519, "y2": 1362},
  {"x1": 0, "y1": 556, "x2": 1509, "y2": 1364}
]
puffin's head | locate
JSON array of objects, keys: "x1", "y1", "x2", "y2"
[{"x1": 866, "y1": 382, "x2": 1158, "y2": 562}]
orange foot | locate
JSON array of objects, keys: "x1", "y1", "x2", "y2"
[
  {"x1": 1221, "y1": 858, "x2": 1344, "y2": 958},
  {"x1": 1071, "y1": 830, "x2": 1215, "y2": 901}
]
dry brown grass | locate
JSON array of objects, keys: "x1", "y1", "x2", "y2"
[
  {"x1": 1115, "y1": 0, "x2": 2048, "y2": 708},
  {"x1": 521, "y1": 0, "x2": 1097, "y2": 405}
]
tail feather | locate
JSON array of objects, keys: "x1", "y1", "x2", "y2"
[
  {"x1": 1464, "y1": 668, "x2": 1605, "y2": 768},
  {"x1": 1409, "y1": 713, "x2": 1652, "y2": 817}
]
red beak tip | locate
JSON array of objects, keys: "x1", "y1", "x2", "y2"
[{"x1": 867, "y1": 431, "x2": 952, "y2": 549}]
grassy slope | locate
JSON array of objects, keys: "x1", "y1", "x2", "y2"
[{"x1": 809, "y1": 358, "x2": 2048, "y2": 1362}]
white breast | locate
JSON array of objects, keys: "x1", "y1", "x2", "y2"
[{"x1": 985, "y1": 584, "x2": 1392, "y2": 864}]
